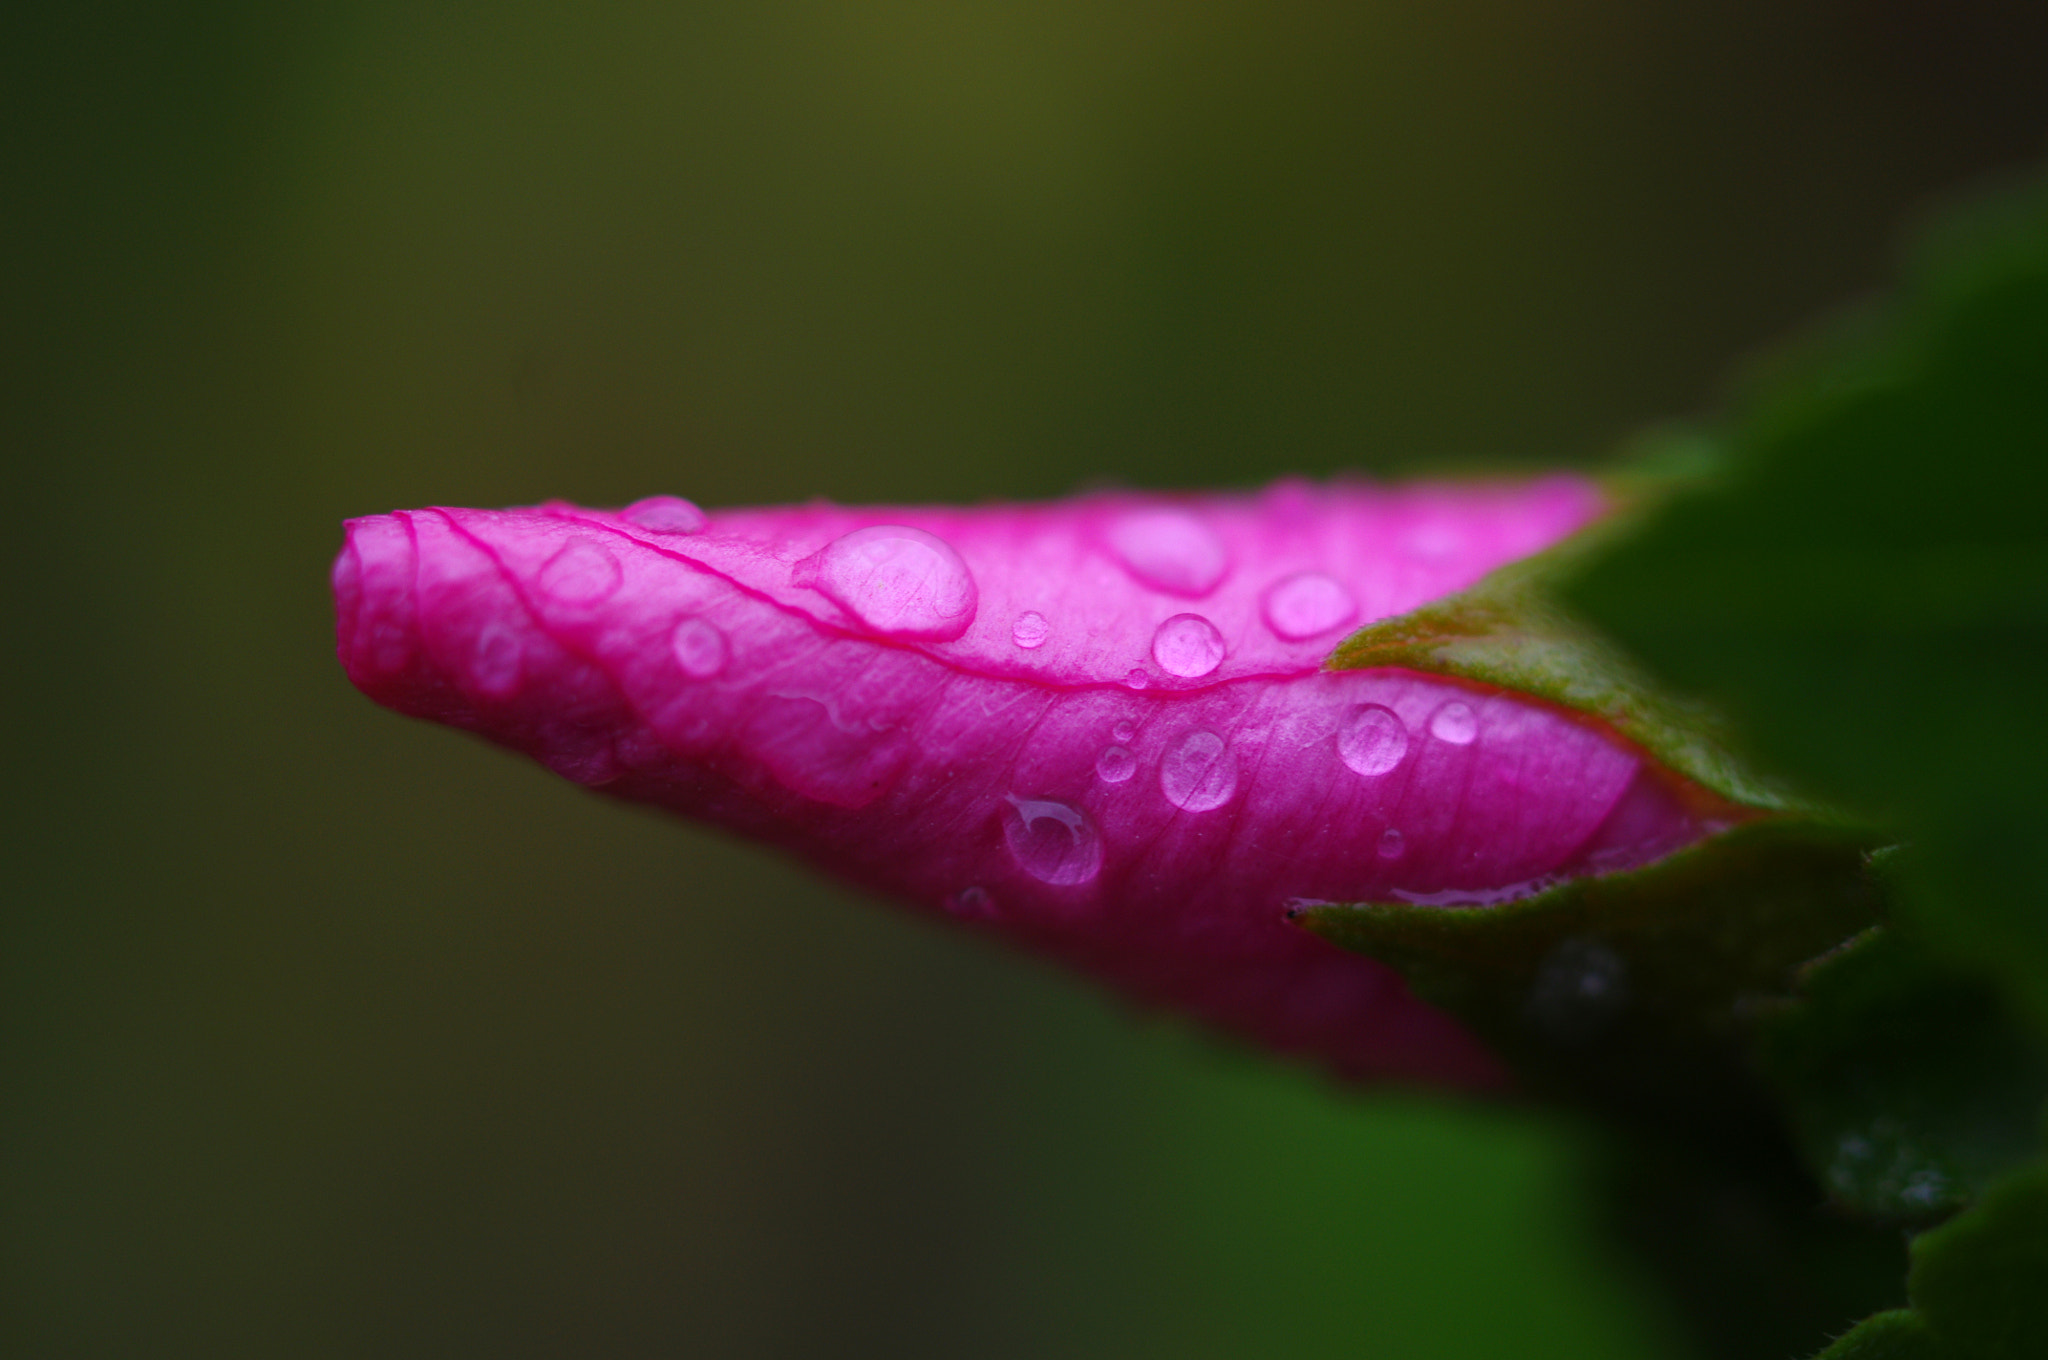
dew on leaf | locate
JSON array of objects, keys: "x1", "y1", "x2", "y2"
[
  {"x1": 1002, "y1": 797, "x2": 1104, "y2": 885},
  {"x1": 1106, "y1": 508, "x2": 1228, "y2": 597},
  {"x1": 1260, "y1": 571, "x2": 1358, "y2": 640},
  {"x1": 1429, "y1": 700, "x2": 1478, "y2": 745},
  {"x1": 1338, "y1": 704, "x2": 1408, "y2": 776},
  {"x1": 809, "y1": 525, "x2": 978, "y2": 641},
  {"x1": 670, "y1": 617, "x2": 729, "y2": 679},
  {"x1": 1095, "y1": 745, "x2": 1137, "y2": 783},
  {"x1": 539, "y1": 540, "x2": 623, "y2": 604},
  {"x1": 1151, "y1": 613, "x2": 1226, "y2": 678},
  {"x1": 1161, "y1": 730, "x2": 1239, "y2": 812},
  {"x1": 621, "y1": 495, "x2": 707, "y2": 534}
]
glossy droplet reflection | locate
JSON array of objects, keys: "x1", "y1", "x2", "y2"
[
  {"x1": 1125, "y1": 668, "x2": 1150, "y2": 690},
  {"x1": 1338, "y1": 704, "x2": 1408, "y2": 776},
  {"x1": 1011, "y1": 610, "x2": 1050, "y2": 649},
  {"x1": 670, "y1": 617, "x2": 729, "y2": 679},
  {"x1": 1151, "y1": 613, "x2": 1226, "y2": 678},
  {"x1": 1260, "y1": 571, "x2": 1358, "y2": 641},
  {"x1": 621, "y1": 495, "x2": 707, "y2": 534},
  {"x1": 1378, "y1": 827, "x2": 1405, "y2": 860},
  {"x1": 1430, "y1": 701, "x2": 1478, "y2": 745},
  {"x1": 808, "y1": 525, "x2": 978, "y2": 641},
  {"x1": 470, "y1": 623, "x2": 523, "y2": 697},
  {"x1": 1106, "y1": 508, "x2": 1228, "y2": 597},
  {"x1": 1160, "y1": 730, "x2": 1239, "y2": 812},
  {"x1": 1095, "y1": 745, "x2": 1136, "y2": 783},
  {"x1": 1112, "y1": 720, "x2": 1136, "y2": 744},
  {"x1": 539, "y1": 540, "x2": 623, "y2": 605},
  {"x1": 1002, "y1": 797, "x2": 1104, "y2": 886}
]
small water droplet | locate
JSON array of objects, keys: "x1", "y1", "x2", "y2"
[
  {"x1": 1260, "y1": 571, "x2": 1359, "y2": 641},
  {"x1": 539, "y1": 540, "x2": 623, "y2": 604},
  {"x1": 1011, "y1": 610, "x2": 1050, "y2": 649},
  {"x1": 1095, "y1": 745, "x2": 1137, "y2": 783},
  {"x1": 1338, "y1": 704, "x2": 1408, "y2": 776},
  {"x1": 471, "y1": 623, "x2": 523, "y2": 697},
  {"x1": 1002, "y1": 797, "x2": 1104, "y2": 886},
  {"x1": 1125, "y1": 668, "x2": 1150, "y2": 690},
  {"x1": 621, "y1": 495, "x2": 707, "y2": 534},
  {"x1": 1160, "y1": 730, "x2": 1239, "y2": 812},
  {"x1": 1378, "y1": 827, "x2": 1404, "y2": 859},
  {"x1": 1429, "y1": 701, "x2": 1478, "y2": 745},
  {"x1": 946, "y1": 886, "x2": 999, "y2": 920},
  {"x1": 1106, "y1": 508, "x2": 1228, "y2": 597},
  {"x1": 807, "y1": 525, "x2": 978, "y2": 641},
  {"x1": 1151, "y1": 613, "x2": 1226, "y2": 678},
  {"x1": 670, "y1": 617, "x2": 729, "y2": 679},
  {"x1": 1112, "y1": 720, "x2": 1136, "y2": 744}
]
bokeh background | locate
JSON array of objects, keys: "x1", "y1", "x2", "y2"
[{"x1": 10, "y1": 3, "x2": 2048, "y2": 1355}]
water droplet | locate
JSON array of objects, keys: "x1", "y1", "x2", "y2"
[
  {"x1": 1524, "y1": 938, "x2": 1630, "y2": 1043},
  {"x1": 1124, "y1": 668, "x2": 1150, "y2": 690},
  {"x1": 1429, "y1": 701, "x2": 1478, "y2": 745},
  {"x1": 670, "y1": 617, "x2": 729, "y2": 679},
  {"x1": 1338, "y1": 704, "x2": 1409, "y2": 776},
  {"x1": 1106, "y1": 508, "x2": 1228, "y2": 596},
  {"x1": 621, "y1": 495, "x2": 707, "y2": 534},
  {"x1": 1095, "y1": 745, "x2": 1137, "y2": 783},
  {"x1": 1260, "y1": 571, "x2": 1359, "y2": 641},
  {"x1": 1150, "y1": 613, "x2": 1226, "y2": 678},
  {"x1": 1378, "y1": 827, "x2": 1404, "y2": 859},
  {"x1": 946, "y1": 886, "x2": 999, "y2": 920},
  {"x1": 539, "y1": 540, "x2": 623, "y2": 604},
  {"x1": 1011, "y1": 610, "x2": 1050, "y2": 649},
  {"x1": 1112, "y1": 720, "x2": 1136, "y2": 744},
  {"x1": 471, "y1": 623, "x2": 523, "y2": 697},
  {"x1": 1160, "y1": 730, "x2": 1239, "y2": 812},
  {"x1": 807, "y1": 525, "x2": 977, "y2": 641},
  {"x1": 1002, "y1": 797, "x2": 1103, "y2": 886}
]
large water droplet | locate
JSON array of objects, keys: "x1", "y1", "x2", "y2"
[
  {"x1": 808, "y1": 525, "x2": 977, "y2": 641},
  {"x1": 1378, "y1": 826, "x2": 1405, "y2": 860},
  {"x1": 1160, "y1": 730, "x2": 1239, "y2": 812},
  {"x1": 621, "y1": 495, "x2": 707, "y2": 534},
  {"x1": 1002, "y1": 797, "x2": 1103, "y2": 885},
  {"x1": 471, "y1": 623, "x2": 523, "y2": 697},
  {"x1": 1338, "y1": 704, "x2": 1408, "y2": 776},
  {"x1": 670, "y1": 617, "x2": 729, "y2": 679},
  {"x1": 1106, "y1": 508, "x2": 1228, "y2": 597},
  {"x1": 1151, "y1": 613, "x2": 1226, "y2": 678},
  {"x1": 539, "y1": 540, "x2": 623, "y2": 604},
  {"x1": 1260, "y1": 571, "x2": 1359, "y2": 641},
  {"x1": 1429, "y1": 701, "x2": 1478, "y2": 745},
  {"x1": 1011, "y1": 610, "x2": 1050, "y2": 649},
  {"x1": 1095, "y1": 745, "x2": 1137, "y2": 783}
]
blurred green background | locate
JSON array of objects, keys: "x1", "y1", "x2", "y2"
[{"x1": 9, "y1": 2, "x2": 2047, "y2": 1355}]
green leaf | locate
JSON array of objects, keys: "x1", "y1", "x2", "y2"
[
  {"x1": 1756, "y1": 928, "x2": 2048, "y2": 1223},
  {"x1": 1295, "y1": 818, "x2": 1884, "y2": 1134},
  {"x1": 1565, "y1": 171, "x2": 2048, "y2": 1030}
]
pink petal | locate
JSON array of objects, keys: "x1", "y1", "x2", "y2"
[{"x1": 334, "y1": 476, "x2": 1724, "y2": 1090}]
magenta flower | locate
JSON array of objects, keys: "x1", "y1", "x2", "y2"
[{"x1": 335, "y1": 477, "x2": 1738, "y2": 1090}]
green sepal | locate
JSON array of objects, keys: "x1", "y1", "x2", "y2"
[
  {"x1": 1813, "y1": 1310, "x2": 1953, "y2": 1360},
  {"x1": 1326, "y1": 434, "x2": 1799, "y2": 814},
  {"x1": 1908, "y1": 1161, "x2": 2048, "y2": 1359},
  {"x1": 1756, "y1": 928, "x2": 2048, "y2": 1223},
  {"x1": 1295, "y1": 818, "x2": 1885, "y2": 1134}
]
